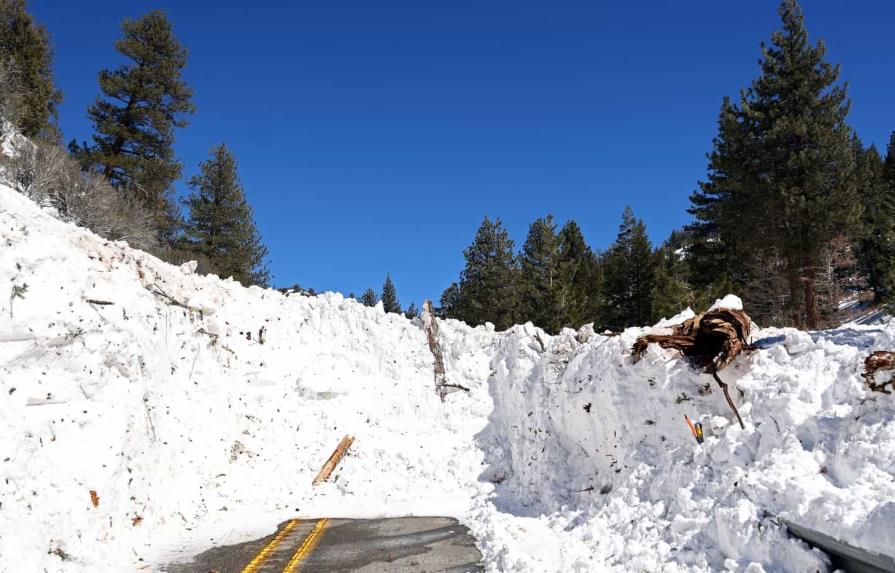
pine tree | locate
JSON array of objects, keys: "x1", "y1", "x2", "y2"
[
  {"x1": 885, "y1": 132, "x2": 895, "y2": 186},
  {"x1": 73, "y1": 10, "x2": 194, "y2": 239},
  {"x1": 0, "y1": 0, "x2": 62, "y2": 138},
  {"x1": 651, "y1": 245, "x2": 692, "y2": 321},
  {"x1": 447, "y1": 217, "x2": 519, "y2": 330},
  {"x1": 381, "y1": 274, "x2": 401, "y2": 314},
  {"x1": 857, "y1": 133, "x2": 895, "y2": 304},
  {"x1": 600, "y1": 207, "x2": 656, "y2": 330},
  {"x1": 439, "y1": 282, "x2": 461, "y2": 317},
  {"x1": 360, "y1": 288, "x2": 378, "y2": 307},
  {"x1": 690, "y1": 0, "x2": 858, "y2": 329},
  {"x1": 182, "y1": 144, "x2": 269, "y2": 287},
  {"x1": 519, "y1": 215, "x2": 562, "y2": 333},
  {"x1": 557, "y1": 220, "x2": 602, "y2": 328},
  {"x1": 405, "y1": 302, "x2": 418, "y2": 319}
]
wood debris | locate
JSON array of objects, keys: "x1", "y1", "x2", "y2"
[
  {"x1": 423, "y1": 300, "x2": 449, "y2": 401},
  {"x1": 312, "y1": 435, "x2": 354, "y2": 486},
  {"x1": 632, "y1": 308, "x2": 752, "y2": 428},
  {"x1": 863, "y1": 351, "x2": 895, "y2": 394}
]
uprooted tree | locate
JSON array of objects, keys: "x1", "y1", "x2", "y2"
[{"x1": 633, "y1": 307, "x2": 752, "y2": 428}]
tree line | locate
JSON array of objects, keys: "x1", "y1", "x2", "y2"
[
  {"x1": 438, "y1": 209, "x2": 670, "y2": 333},
  {"x1": 440, "y1": 0, "x2": 895, "y2": 332},
  {"x1": 0, "y1": 1, "x2": 269, "y2": 287}
]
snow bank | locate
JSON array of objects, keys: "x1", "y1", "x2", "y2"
[
  {"x1": 2, "y1": 181, "x2": 894, "y2": 572},
  {"x1": 471, "y1": 316, "x2": 895, "y2": 571},
  {"x1": 0, "y1": 184, "x2": 493, "y2": 571}
]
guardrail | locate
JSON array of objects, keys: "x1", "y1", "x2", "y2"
[{"x1": 781, "y1": 519, "x2": 895, "y2": 573}]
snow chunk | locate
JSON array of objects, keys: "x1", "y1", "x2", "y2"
[{"x1": 709, "y1": 293, "x2": 744, "y2": 311}]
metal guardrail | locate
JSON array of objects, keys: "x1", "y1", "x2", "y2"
[{"x1": 781, "y1": 519, "x2": 895, "y2": 573}]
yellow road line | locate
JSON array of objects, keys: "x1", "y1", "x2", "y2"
[
  {"x1": 282, "y1": 518, "x2": 329, "y2": 573},
  {"x1": 240, "y1": 519, "x2": 300, "y2": 573}
]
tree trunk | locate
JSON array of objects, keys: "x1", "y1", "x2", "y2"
[
  {"x1": 787, "y1": 268, "x2": 803, "y2": 329},
  {"x1": 803, "y1": 266, "x2": 818, "y2": 330},
  {"x1": 102, "y1": 95, "x2": 137, "y2": 181}
]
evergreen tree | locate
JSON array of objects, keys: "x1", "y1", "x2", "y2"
[
  {"x1": 519, "y1": 215, "x2": 562, "y2": 333},
  {"x1": 651, "y1": 245, "x2": 692, "y2": 321},
  {"x1": 447, "y1": 217, "x2": 519, "y2": 330},
  {"x1": 405, "y1": 302, "x2": 418, "y2": 319},
  {"x1": 885, "y1": 132, "x2": 895, "y2": 185},
  {"x1": 600, "y1": 207, "x2": 656, "y2": 330},
  {"x1": 182, "y1": 144, "x2": 269, "y2": 287},
  {"x1": 381, "y1": 274, "x2": 401, "y2": 314},
  {"x1": 689, "y1": 0, "x2": 858, "y2": 329},
  {"x1": 0, "y1": 0, "x2": 61, "y2": 138},
  {"x1": 557, "y1": 220, "x2": 602, "y2": 328},
  {"x1": 856, "y1": 134, "x2": 895, "y2": 304},
  {"x1": 360, "y1": 288, "x2": 378, "y2": 307},
  {"x1": 439, "y1": 282, "x2": 461, "y2": 318},
  {"x1": 73, "y1": 10, "x2": 194, "y2": 239}
]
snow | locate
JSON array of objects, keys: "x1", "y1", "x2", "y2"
[{"x1": 2, "y1": 180, "x2": 894, "y2": 572}]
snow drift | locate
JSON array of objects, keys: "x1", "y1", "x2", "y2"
[{"x1": 2, "y1": 181, "x2": 894, "y2": 572}]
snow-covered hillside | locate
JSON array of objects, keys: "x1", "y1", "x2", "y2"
[{"x1": 2, "y1": 181, "x2": 894, "y2": 572}]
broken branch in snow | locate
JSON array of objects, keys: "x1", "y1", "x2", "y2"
[
  {"x1": 196, "y1": 328, "x2": 219, "y2": 343},
  {"x1": 85, "y1": 298, "x2": 114, "y2": 306},
  {"x1": 147, "y1": 283, "x2": 193, "y2": 312},
  {"x1": 863, "y1": 351, "x2": 895, "y2": 394},
  {"x1": 143, "y1": 395, "x2": 157, "y2": 442},
  {"x1": 632, "y1": 308, "x2": 752, "y2": 429},
  {"x1": 312, "y1": 435, "x2": 354, "y2": 485},
  {"x1": 712, "y1": 370, "x2": 745, "y2": 429},
  {"x1": 442, "y1": 382, "x2": 471, "y2": 393},
  {"x1": 9, "y1": 283, "x2": 28, "y2": 318}
]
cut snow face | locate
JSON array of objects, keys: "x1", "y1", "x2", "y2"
[
  {"x1": 0, "y1": 184, "x2": 494, "y2": 571},
  {"x1": 1, "y1": 182, "x2": 894, "y2": 572}
]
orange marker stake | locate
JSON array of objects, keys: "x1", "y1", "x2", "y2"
[{"x1": 684, "y1": 415, "x2": 704, "y2": 444}]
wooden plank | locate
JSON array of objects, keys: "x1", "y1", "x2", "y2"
[{"x1": 312, "y1": 436, "x2": 354, "y2": 485}]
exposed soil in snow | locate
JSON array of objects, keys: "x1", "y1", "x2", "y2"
[{"x1": 2, "y1": 183, "x2": 894, "y2": 572}]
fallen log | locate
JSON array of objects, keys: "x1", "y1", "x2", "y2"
[
  {"x1": 312, "y1": 435, "x2": 354, "y2": 486},
  {"x1": 633, "y1": 308, "x2": 752, "y2": 429}
]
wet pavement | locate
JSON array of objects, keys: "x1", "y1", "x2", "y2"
[{"x1": 163, "y1": 516, "x2": 483, "y2": 573}]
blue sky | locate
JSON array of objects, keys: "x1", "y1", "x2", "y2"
[{"x1": 31, "y1": 1, "x2": 895, "y2": 307}]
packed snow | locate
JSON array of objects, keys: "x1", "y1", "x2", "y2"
[{"x1": 2, "y1": 181, "x2": 894, "y2": 572}]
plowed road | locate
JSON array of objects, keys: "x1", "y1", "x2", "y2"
[{"x1": 164, "y1": 517, "x2": 483, "y2": 573}]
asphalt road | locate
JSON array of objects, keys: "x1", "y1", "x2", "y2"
[{"x1": 163, "y1": 517, "x2": 483, "y2": 573}]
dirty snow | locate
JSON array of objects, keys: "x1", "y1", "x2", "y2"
[{"x1": 1, "y1": 181, "x2": 894, "y2": 572}]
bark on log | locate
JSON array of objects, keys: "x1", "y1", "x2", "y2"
[
  {"x1": 423, "y1": 300, "x2": 448, "y2": 401},
  {"x1": 312, "y1": 435, "x2": 354, "y2": 486}
]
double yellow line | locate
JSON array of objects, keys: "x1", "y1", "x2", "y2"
[
  {"x1": 283, "y1": 518, "x2": 329, "y2": 573},
  {"x1": 240, "y1": 518, "x2": 329, "y2": 573}
]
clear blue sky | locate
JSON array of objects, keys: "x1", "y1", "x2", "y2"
[{"x1": 31, "y1": 1, "x2": 895, "y2": 307}]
